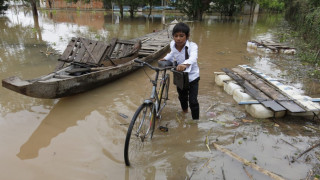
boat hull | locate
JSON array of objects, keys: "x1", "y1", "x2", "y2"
[{"x1": 2, "y1": 45, "x2": 169, "y2": 99}]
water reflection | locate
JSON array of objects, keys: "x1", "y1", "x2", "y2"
[
  {"x1": 16, "y1": 74, "x2": 141, "y2": 160},
  {"x1": 17, "y1": 96, "x2": 86, "y2": 159},
  {"x1": 0, "y1": 6, "x2": 319, "y2": 180}
]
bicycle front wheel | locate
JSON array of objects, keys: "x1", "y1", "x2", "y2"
[{"x1": 124, "y1": 103, "x2": 156, "y2": 166}]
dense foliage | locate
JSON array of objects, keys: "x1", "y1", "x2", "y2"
[
  {"x1": 173, "y1": 0, "x2": 210, "y2": 20},
  {"x1": 125, "y1": 0, "x2": 141, "y2": 18},
  {"x1": 0, "y1": 0, "x2": 8, "y2": 13},
  {"x1": 211, "y1": 0, "x2": 244, "y2": 16},
  {"x1": 285, "y1": 0, "x2": 320, "y2": 65},
  {"x1": 259, "y1": 0, "x2": 285, "y2": 12}
]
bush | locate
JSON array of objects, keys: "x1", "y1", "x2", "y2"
[
  {"x1": 285, "y1": 0, "x2": 320, "y2": 65},
  {"x1": 0, "y1": 0, "x2": 8, "y2": 14}
]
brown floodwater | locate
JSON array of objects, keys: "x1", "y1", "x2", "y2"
[{"x1": 0, "y1": 7, "x2": 319, "y2": 180}]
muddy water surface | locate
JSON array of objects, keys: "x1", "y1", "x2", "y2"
[{"x1": 0, "y1": 8, "x2": 319, "y2": 179}]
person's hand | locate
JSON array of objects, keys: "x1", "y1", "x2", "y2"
[
  {"x1": 177, "y1": 64, "x2": 187, "y2": 71},
  {"x1": 158, "y1": 58, "x2": 166, "y2": 61}
]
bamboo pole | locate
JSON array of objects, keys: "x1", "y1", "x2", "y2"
[{"x1": 212, "y1": 143, "x2": 285, "y2": 180}]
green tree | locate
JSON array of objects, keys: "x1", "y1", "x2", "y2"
[
  {"x1": 174, "y1": 0, "x2": 210, "y2": 21},
  {"x1": 125, "y1": 0, "x2": 141, "y2": 18},
  {"x1": 258, "y1": 0, "x2": 285, "y2": 12},
  {"x1": 14, "y1": 0, "x2": 39, "y2": 17},
  {"x1": 211, "y1": 0, "x2": 245, "y2": 16},
  {"x1": 117, "y1": 0, "x2": 124, "y2": 18},
  {"x1": 0, "y1": 0, "x2": 9, "y2": 14},
  {"x1": 283, "y1": 0, "x2": 320, "y2": 65},
  {"x1": 144, "y1": 0, "x2": 158, "y2": 18},
  {"x1": 29, "y1": 0, "x2": 38, "y2": 17},
  {"x1": 309, "y1": 0, "x2": 320, "y2": 7},
  {"x1": 102, "y1": 0, "x2": 113, "y2": 9}
]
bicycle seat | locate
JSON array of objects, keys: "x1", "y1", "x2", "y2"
[{"x1": 158, "y1": 60, "x2": 173, "y2": 68}]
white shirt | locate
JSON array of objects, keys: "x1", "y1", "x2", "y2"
[{"x1": 163, "y1": 40, "x2": 200, "y2": 82}]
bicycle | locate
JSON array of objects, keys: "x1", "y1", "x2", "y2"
[{"x1": 124, "y1": 59, "x2": 173, "y2": 166}]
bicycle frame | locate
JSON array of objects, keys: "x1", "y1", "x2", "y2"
[
  {"x1": 135, "y1": 59, "x2": 172, "y2": 130},
  {"x1": 124, "y1": 60, "x2": 172, "y2": 166},
  {"x1": 144, "y1": 68, "x2": 168, "y2": 117}
]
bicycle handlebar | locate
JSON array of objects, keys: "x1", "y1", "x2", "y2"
[{"x1": 134, "y1": 59, "x2": 173, "y2": 71}]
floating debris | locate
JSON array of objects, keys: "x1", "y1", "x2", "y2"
[
  {"x1": 159, "y1": 126, "x2": 168, "y2": 132},
  {"x1": 213, "y1": 143, "x2": 285, "y2": 180},
  {"x1": 206, "y1": 104, "x2": 214, "y2": 112},
  {"x1": 119, "y1": 113, "x2": 128, "y2": 119},
  {"x1": 205, "y1": 128, "x2": 212, "y2": 153},
  {"x1": 176, "y1": 112, "x2": 182, "y2": 123},
  {"x1": 206, "y1": 111, "x2": 216, "y2": 119},
  {"x1": 243, "y1": 166, "x2": 254, "y2": 180},
  {"x1": 242, "y1": 119, "x2": 254, "y2": 123},
  {"x1": 294, "y1": 142, "x2": 320, "y2": 161}
]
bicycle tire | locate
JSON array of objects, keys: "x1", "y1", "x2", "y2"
[
  {"x1": 158, "y1": 74, "x2": 170, "y2": 112},
  {"x1": 124, "y1": 103, "x2": 156, "y2": 166}
]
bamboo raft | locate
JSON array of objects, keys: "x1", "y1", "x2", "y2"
[
  {"x1": 215, "y1": 65, "x2": 320, "y2": 118},
  {"x1": 247, "y1": 40, "x2": 296, "y2": 54}
]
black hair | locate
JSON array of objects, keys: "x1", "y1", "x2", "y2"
[{"x1": 172, "y1": 22, "x2": 190, "y2": 38}]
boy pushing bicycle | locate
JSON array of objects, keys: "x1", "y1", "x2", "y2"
[{"x1": 159, "y1": 22, "x2": 200, "y2": 120}]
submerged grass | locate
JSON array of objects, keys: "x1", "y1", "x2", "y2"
[{"x1": 274, "y1": 20, "x2": 320, "y2": 80}]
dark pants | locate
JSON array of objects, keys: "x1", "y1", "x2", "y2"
[{"x1": 177, "y1": 77, "x2": 200, "y2": 120}]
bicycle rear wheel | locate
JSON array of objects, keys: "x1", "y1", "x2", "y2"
[
  {"x1": 124, "y1": 103, "x2": 156, "y2": 166},
  {"x1": 158, "y1": 74, "x2": 170, "y2": 112}
]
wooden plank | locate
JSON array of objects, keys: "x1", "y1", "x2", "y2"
[
  {"x1": 222, "y1": 68, "x2": 286, "y2": 112},
  {"x1": 114, "y1": 44, "x2": 124, "y2": 58},
  {"x1": 251, "y1": 40, "x2": 294, "y2": 50},
  {"x1": 80, "y1": 38, "x2": 98, "y2": 64},
  {"x1": 141, "y1": 46, "x2": 158, "y2": 51},
  {"x1": 138, "y1": 52, "x2": 151, "y2": 57},
  {"x1": 89, "y1": 41, "x2": 109, "y2": 65},
  {"x1": 68, "y1": 39, "x2": 81, "y2": 61},
  {"x1": 241, "y1": 98, "x2": 320, "y2": 105},
  {"x1": 213, "y1": 143, "x2": 286, "y2": 180},
  {"x1": 120, "y1": 44, "x2": 130, "y2": 57},
  {"x1": 116, "y1": 39, "x2": 137, "y2": 45},
  {"x1": 59, "y1": 37, "x2": 78, "y2": 62},
  {"x1": 139, "y1": 49, "x2": 152, "y2": 53},
  {"x1": 261, "y1": 101, "x2": 287, "y2": 112},
  {"x1": 74, "y1": 39, "x2": 87, "y2": 63},
  {"x1": 240, "y1": 65, "x2": 319, "y2": 112},
  {"x1": 233, "y1": 68, "x2": 287, "y2": 100},
  {"x1": 232, "y1": 67, "x2": 305, "y2": 113},
  {"x1": 54, "y1": 61, "x2": 66, "y2": 71},
  {"x1": 106, "y1": 38, "x2": 118, "y2": 57}
]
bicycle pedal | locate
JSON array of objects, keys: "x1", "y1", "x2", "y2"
[{"x1": 159, "y1": 126, "x2": 168, "y2": 132}]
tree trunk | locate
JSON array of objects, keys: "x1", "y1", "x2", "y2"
[
  {"x1": 33, "y1": 14, "x2": 42, "y2": 41},
  {"x1": 148, "y1": 0, "x2": 152, "y2": 18},
  {"x1": 197, "y1": 8, "x2": 202, "y2": 21},
  {"x1": 117, "y1": 0, "x2": 123, "y2": 18},
  {"x1": 48, "y1": 0, "x2": 52, "y2": 8},
  {"x1": 30, "y1": 0, "x2": 38, "y2": 17},
  {"x1": 130, "y1": 8, "x2": 134, "y2": 18}
]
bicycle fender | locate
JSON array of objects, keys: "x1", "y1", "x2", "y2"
[{"x1": 143, "y1": 99, "x2": 153, "y2": 105}]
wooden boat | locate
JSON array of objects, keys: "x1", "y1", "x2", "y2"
[{"x1": 2, "y1": 25, "x2": 174, "y2": 99}]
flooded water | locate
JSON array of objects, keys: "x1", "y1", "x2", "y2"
[{"x1": 1, "y1": 7, "x2": 319, "y2": 180}]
